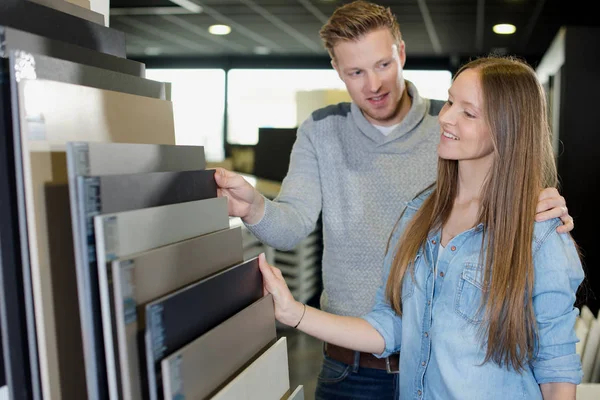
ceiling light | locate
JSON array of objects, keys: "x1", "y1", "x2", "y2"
[
  {"x1": 144, "y1": 47, "x2": 162, "y2": 56},
  {"x1": 208, "y1": 24, "x2": 231, "y2": 35},
  {"x1": 493, "y1": 24, "x2": 516, "y2": 35},
  {"x1": 253, "y1": 46, "x2": 271, "y2": 55}
]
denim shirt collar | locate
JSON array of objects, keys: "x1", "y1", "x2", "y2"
[{"x1": 425, "y1": 223, "x2": 485, "y2": 268}]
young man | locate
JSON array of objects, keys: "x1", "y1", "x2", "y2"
[{"x1": 214, "y1": 1, "x2": 573, "y2": 399}]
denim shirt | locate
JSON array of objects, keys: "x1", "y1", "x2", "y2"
[{"x1": 362, "y1": 190, "x2": 584, "y2": 400}]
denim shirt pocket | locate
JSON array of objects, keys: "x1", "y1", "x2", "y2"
[
  {"x1": 455, "y1": 262, "x2": 487, "y2": 324},
  {"x1": 401, "y1": 253, "x2": 422, "y2": 301}
]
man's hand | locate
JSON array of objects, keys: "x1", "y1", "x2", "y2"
[
  {"x1": 536, "y1": 187, "x2": 574, "y2": 234},
  {"x1": 213, "y1": 167, "x2": 265, "y2": 224}
]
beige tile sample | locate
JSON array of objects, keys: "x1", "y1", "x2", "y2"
[{"x1": 210, "y1": 337, "x2": 290, "y2": 400}]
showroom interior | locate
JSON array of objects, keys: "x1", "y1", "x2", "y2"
[{"x1": 1, "y1": 0, "x2": 599, "y2": 399}]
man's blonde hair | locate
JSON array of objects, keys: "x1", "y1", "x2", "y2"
[{"x1": 319, "y1": 1, "x2": 401, "y2": 58}]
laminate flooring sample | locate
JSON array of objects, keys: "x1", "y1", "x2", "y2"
[
  {"x1": 161, "y1": 295, "x2": 276, "y2": 400},
  {"x1": 210, "y1": 337, "x2": 290, "y2": 400},
  {"x1": 111, "y1": 227, "x2": 244, "y2": 400},
  {"x1": 144, "y1": 257, "x2": 263, "y2": 400}
]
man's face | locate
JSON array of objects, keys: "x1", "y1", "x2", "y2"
[{"x1": 332, "y1": 28, "x2": 407, "y2": 126}]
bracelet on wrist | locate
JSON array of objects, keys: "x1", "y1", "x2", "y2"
[{"x1": 294, "y1": 303, "x2": 307, "y2": 329}]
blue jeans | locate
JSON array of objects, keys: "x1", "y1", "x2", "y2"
[{"x1": 315, "y1": 351, "x2": 398, "y2": 400}]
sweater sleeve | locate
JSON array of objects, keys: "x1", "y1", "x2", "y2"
[{"x1": 245, "y1": 117, "x2": 323, "y2": 250}]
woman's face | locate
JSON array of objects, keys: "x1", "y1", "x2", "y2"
[{"x1": 437, "y1": 68, "x2": 495, "y2": 163}]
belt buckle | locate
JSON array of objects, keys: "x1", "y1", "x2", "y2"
[{"x1": 386, "y1": 356, "x2": 399, "y2": 374}]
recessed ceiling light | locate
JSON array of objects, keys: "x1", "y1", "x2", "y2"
[
  {"x1": 208, "y1": 24, "x2": 231, "y2": 35},
  {"x1": 493, "y1": 23, "x2": 516, "y2": 35},
  {"x1": 253, "y1": 46, "x2": 271, "y2": 55},
  {"x1": 144, "y1": 47, "x2": 162, "y2": 56}
]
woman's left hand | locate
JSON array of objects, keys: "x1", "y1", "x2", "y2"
[{"x1": 258, "y1": 253, "x2": 305, "y2": 327}]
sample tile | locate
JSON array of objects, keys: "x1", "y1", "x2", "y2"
[
  {"x1": 1, "y1": 26, "x2": 144, "y2": 76},
  {"x1": 0, "y1": 0, "x2": 125, "y2": 57},
  {"x1": 28, "y1": 0, "x2": 104, "y2": 25},
  {"x1": 80, "y1": 169, "x2": 217, "y2": 213},
  {"x1": 111, "y1": 227, "x2": 244, "y2": 400},
  {"x1": 145, "y1": 257, "x2": 263, "y2": 400},
  {"x1": 72, "y1": 170, "x2": 217, "y2": 400},
  {"x1": 14, "y1": 78, "x2": 175, "y2": 400},
  {"x1": 94, "y1": 197, "x2": 228, "y2": 263},
  {"x1": 7, "y1": 51, "x2": 164, "y2": 99},
  {"x1": 67, "y1": 142, "x2": 205, "y2": 177},
  {"x1": 210, "y1": 337, "x2": 290, "y2": 400},
  {"x1": 67, "y1": 142, "x2": 206, "y2": 176},
  {"x1": 161, "y1": 295, "x2": 276, "y2": 400}
]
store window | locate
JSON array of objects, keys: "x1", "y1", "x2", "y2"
[
  {"x1": 226, "y1": 69, "x2": 452, "y2": 145},
  {"x1": 145, "y1": 69, "x2": 226, "y2": 161}
]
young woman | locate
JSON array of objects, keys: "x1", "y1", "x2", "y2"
[{"x1": 258, "y1": 56, "x2": 584, "y2": 399}]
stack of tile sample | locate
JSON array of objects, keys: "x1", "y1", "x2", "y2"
[{"x1": 0, "y1": 0, "x2": 303, "y2": 399}]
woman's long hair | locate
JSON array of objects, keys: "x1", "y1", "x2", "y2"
[{"x1": 385, "y1": 56, "x2": 558, "y2": 371}]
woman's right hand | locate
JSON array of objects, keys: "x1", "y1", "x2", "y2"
[{"x1": 258, "y1": 253, "x2": 305, "y2": 327}]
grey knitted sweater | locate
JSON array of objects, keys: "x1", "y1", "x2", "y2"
[{"x1": 247, "y1": 82, "x2": 442, "y2": 316}]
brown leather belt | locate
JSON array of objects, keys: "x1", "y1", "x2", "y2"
[{"x1": 325, "y1": 343, "x2": 399, "y2": 373}]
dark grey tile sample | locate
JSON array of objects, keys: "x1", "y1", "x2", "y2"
[
  {"x1": 7, "y1": 51, "x2": 163, "y2": 99},
  {"x1": 28, "y1": 0, "x2": 104, "y2": 25},
  {"x1": 80, "y1": 169, "x2": 217, "y2": 214},
  {"x1": 1, "y1": 26, "x2": 143, "y2": 77},
  {"x1": 0, "y1": 0, "x2": 126, "y2": 58},
  {"x1": 145, "y1": 257, "x2": 263, "y2": 400}
]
